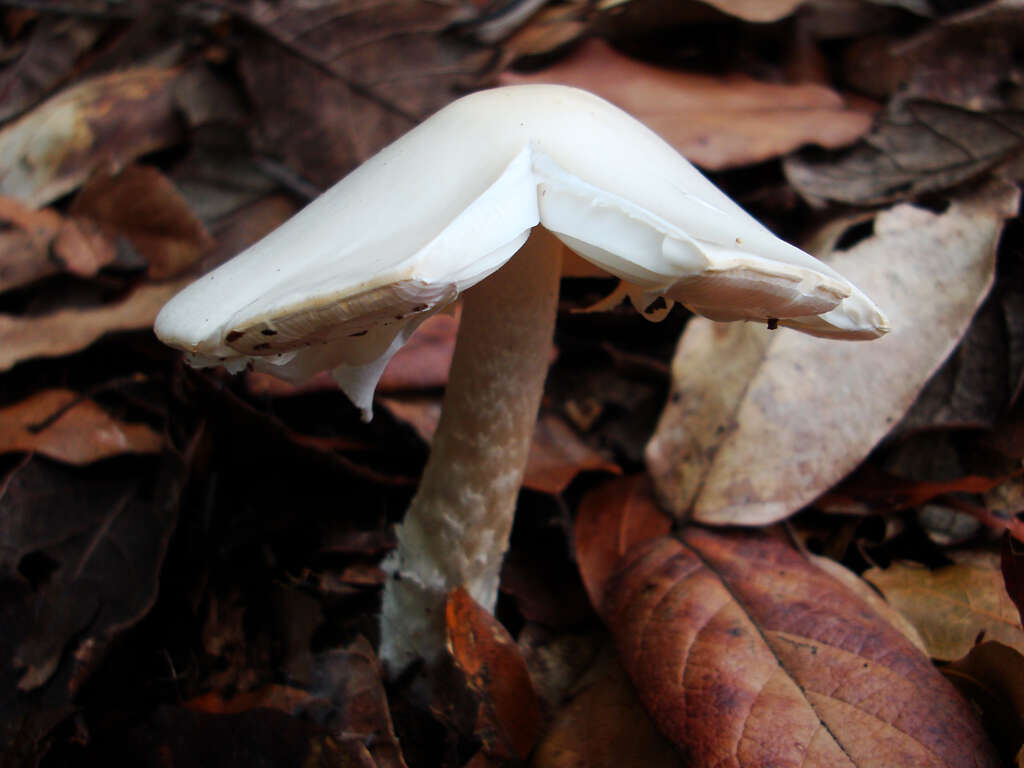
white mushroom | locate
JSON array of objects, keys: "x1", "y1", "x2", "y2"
[{"x1": 154, "y1": 84, "x2": 888, "y2": 673}]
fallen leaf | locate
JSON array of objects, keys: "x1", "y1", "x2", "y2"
[
  {"x1": 532, "y1": 646, "x2": 684, "y2": 768},
  {"x1": 0, "y1": 68, "x2": 183, "y2": 207},
  {"x1": 0, "y1": 196, "x2": 63, "y2": 292},
  {"x1": 574, "y1": 475, "x2": 672, "y2": 611},
  {"x1": 446, "y1": 587, "x2": 542, "y2": 761},
  {"x1": 864, "y1": 557, "x2": 1024, "y2": 661},
  {"x1": 378, "y1": 308, "x2": 460, "y2": 392},
  {"x1": 0, "y1": 278, "x2": 188, "y2": 372},
  {"x1": 52, "y1": 216, "x2": 118, "y2": 277},
  {"x1": 0, "y1": 16, "x2": 105, "y2": 123},
  {"x1": 70, "y1": 164, "x2": 214, "y2": 279},
  {"x1": 646, "y1": 178, "x2": 1019, "y2": 524},
  {"x1": 501, "y1": 39, "x2": 872, "y2": 170},
  {"x1": 0, "y1": 389, "x2": 164, "y2": 465},
  {"x1": 785, "y1": 100, "x2": 1024, "y2": 205},
  {"x1": 695, "y1": 0, "x2": 803, "y2": 22},
  {"x1": 944, "y1": 641, "x2": 1024, "y2": 763},
  {"x1": 602, "y1": 529, "x2": 1000, "y2": 767}
]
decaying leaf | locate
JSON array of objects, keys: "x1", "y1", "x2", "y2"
[
  {"x1": 785, "y1": 100, "x2": 1024, "y2": 205},
  {"x1": 646, "y1": 178, "x2": 1019, "y2": 524},
  {"x1": 445, "y1": 587, "x2": 542, "y2": 761},
  {"x1": 864, "y1": 557, "x2": 1024, "y2": 661},
  {"x1": 0, "y1": 279, "x2": 187, "y2": 372},
  {"x1": 501, "y1": 39, "x2": 872, "y2": 170},
  {"x1": 0, "y1": 68, "x2": 183, "y2": 207},
  {"x1": 601, "y1": 530, "x2": 1000, "y2": 767},
  {"x1": 532, "y1": 646, "x2": 684, "y2": 768},
  {"x1": 0, "y1": 389, "x2": 164, "y2": 465},
  {"x1": 944, "y1": 641, "x2": 1024, "y2": 763},
  {"x1": 70, "y1": 164, "x2": 214, "y2": 279}
]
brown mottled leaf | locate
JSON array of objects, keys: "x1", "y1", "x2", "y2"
[
  {"x1": 0, "y1": 68, "x2": 183, "y2": 207},
  {"x1": 71, "y1": 165, "x2": 213, "y2": 279},
  {"x1": 864, "y1": 556, "x2": 1024, "y2": 661},
  {"x1": 0, "y1": 196, "x2": 62, "y2": 292},
  {"x1": 0, "y1": 389, "x2": 163, "y2": 465},
  {"x1": 647, "y1": 178, "x2": 1019, "y2": 524},
  {"x1": 501, "y1": 39, "x2": 872, "y2": 170},
  {"x1": 785, "y1": 100, "x2": 1024, "y2": 206},
  {"x1": 602, "y1": 530, "x2": 1000, "y2": 767},
  {"x1": 533, "y1": 646, "x2": 684, "y2": 768},
  {"x1": 0, "y1": 278, "x2": 187, "y2": 372},
  {"x1": 445, "y1": 587, "x2": 541, "y2": 761},
  {"x1": 574, "y1": 475, "x2": 671, "y2": 611}
]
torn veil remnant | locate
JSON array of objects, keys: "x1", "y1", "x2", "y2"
[{"x1": 154, "y1": 85, "x2": 888, "y2": 674}]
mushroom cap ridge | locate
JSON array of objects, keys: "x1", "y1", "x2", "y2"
[{"x1": 155, "y1": 85, "x2": 887, "y2": 383}]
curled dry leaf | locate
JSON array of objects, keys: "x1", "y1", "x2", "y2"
[
  {"x1": 646, "y1": 178, "x2": 1019, "y2": 525},
  {"x1": 500, "y1": 39, "x2": 872, "y2": 170},
  {"x1": 0, "y1": 278, "x2": 188, "y2": 372},
  {"x1": 532, "y1": 646, "x2": 684, "y2": 768},
  {"x1": 70, "y1": 164, "x2": 214, "y2": 280},
  {"x1": 864, "y1": 557, "x2": 1024, "y2": 661},
  {"x1": 445, "y1": 587, "x2": 542, "y2": 761},
  {"x1": 0, "y1": 68, "x2": 183, "y2": 208},
  {"x1": 600, "y1": 529, "x2": 1000, "y2": 767},
  {"x1": 0, "y1": 389, "x2": 163, "y2": 465}
]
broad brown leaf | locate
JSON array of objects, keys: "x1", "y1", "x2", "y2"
[
  {"x1": 0, "y1": 278, "x2": 188, "y2": 371},
  {"x1": 646, "y1": 178, "x2": 1019, "y2": 524},
  {"x1": 501, "y1": 39, "x2": 871, "y2": 170},
  {"x1": 602, "y1": 530, "x2": 1000, "y2": 767},
  {"x1": 0, "y1": 68, "x2": 183, "y2": 207},
  {"x1": 532, "y1": 647, "x2": 684, "y2": 768},
  {"x1": 446, "y1": 587, "x2": 541, "y2": 761},
  {"x1": 864, "y1": 557, "x2": 1024, "y2": 661},
  {"x1": 0, "y1": 389, "x2": 164, "y2": 465},
  {"x1": 71, "y1": 164, "x2": 213, "y2": 279}
]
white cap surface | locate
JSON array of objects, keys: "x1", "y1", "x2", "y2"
[{"x1": 155, "y1": 85, "x2": 888, "y2": 414}]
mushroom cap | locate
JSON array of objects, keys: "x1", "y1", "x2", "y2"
[{"x1": 155, "y1": 85, "x2": 887, "y2": 413}]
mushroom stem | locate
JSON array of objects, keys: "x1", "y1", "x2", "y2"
[{"x1": 379, "y1": 226, "x2": 563, "y2": 672}]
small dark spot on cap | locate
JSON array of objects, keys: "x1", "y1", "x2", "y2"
[
  {"x1": 226, "y1": 330, "x2": 243, "y2": 342},
  {"x1": 767, "y1": 318, "x2": 779, "y2": 330},
  {"x1": 254, "y1": 343, "x2": 271, "y2": 351},
  {"x1": 261, "y1": 329, "x2": 278, "y2": 336},
  {"x1": 349, "y1": 330, "x2": 368, "y2": 337}
]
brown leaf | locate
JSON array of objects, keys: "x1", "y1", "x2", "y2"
[
  {"x1": 0, "y1": 68, "x2": 184, "y2": 207},
  {"x1": 500, "y1": 39, "x2": 872, "y2": 170},
  {"x1": 533, "y1": 646, "x2": 684, "y2": 768},
  {"x1": 602, "y1": 529, "x2": 1000, "y2": 767},
  {"x1": 864, "y1": 556, "x2": 1024, "y2": 661},
  {"x1": 0, "y1": 195, "x2": 63, "y2": 292},
  {"x1": 0, "y1": 389, "x2": 163, "y2": 465},
  {"x1": 445, "y1": 587, "x2": 542, "y2": 760},
  {"x1": 52, "y1": 216, "x2": 118, "y2": 277},
  {"x1": 785, "y1": 100, "x2": 1024, "y2": 205},
  {"x1": 646, "y1": 178, "x2": 1019, "y2": 524},
  {"x1": 71, "y1": 165, "x2": 213, "y2": 279},
  {"x1": 235, "y1": 0, "x2": 490, "y2": 188},
  {"x1": 944, "y1": 641, "x2": 1024, "y2": 762},
  {"x1": 0, "y1": 278, "x2": 188, "y2": 371},
  {"x1": 574, "y1": 475, "x2": 671, "y2": 611}
]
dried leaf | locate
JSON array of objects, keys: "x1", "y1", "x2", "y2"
[
  {"x1": 533, "y1": 646, "x2": 684, "y2": 768},
  {"x1": 0, "y1": 279, "x2": 187, "y2": 372},
  {"x1": 602, "y1": 530, "x2": 1000, "y2": 767},
  {"x1": 647, "y1": 179, "x2": 1019, "y2": 524},
  {"x1": 0, "y1": 68, "x2": 183, "y2": 207},
  {"x1": 501, "y1": 39, "x2": 872, "y2": 170},
  {"x1": 446, "y1": 587, "x2": 542, "y2": 760},
  {"x1": 0, "y1": 196, "x2": 62, "y2": 292},
  {"x1": 574, "y1": 475, "x2": 671, "y2": 611},
  {"x1": 0, "y1": 389, "x2": 163, "y2": 464},
  {"x1": 944, "y1": 641, "x2": 1024, "y2": 763},
  {"x1": 52, "y1": 216, "x2": 118, "y2": 277},
  {"x1": 0, "y1": 16, "x2": 105, "y2": 123},
  {"x1": 785, "y1": 100, "x2": 1024, "y2": 205},
  {"x1": 71, "y1": 164, "x2": 213, "y2": 279},
  {"x1": 864, "y1": 558, "x2": 1024, "y2": 661}
]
